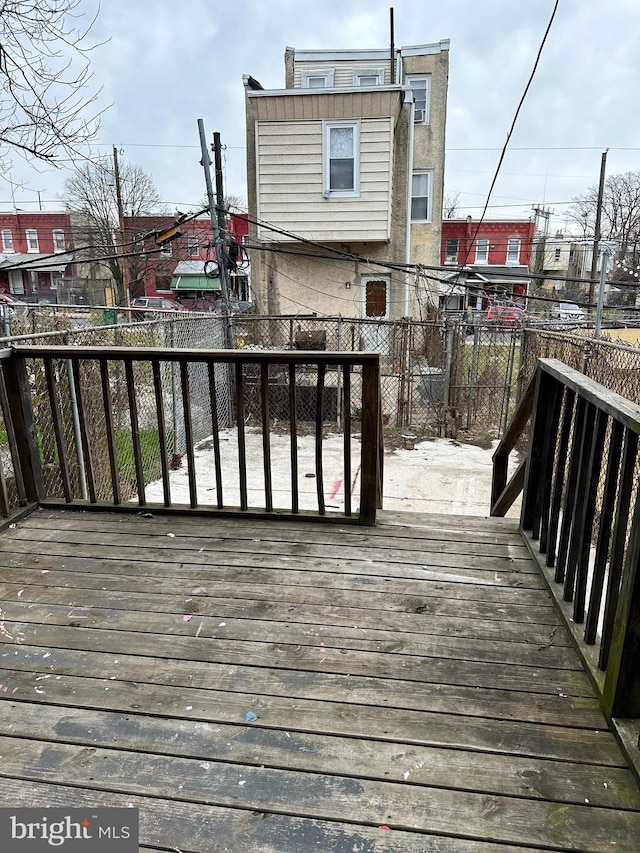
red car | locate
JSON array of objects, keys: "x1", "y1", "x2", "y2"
[
  {"x1": 129, "y1": 296, "x2": 188, "y2": 320},
  {"x1": 483, "y1": 305, "x2": 540, "y2": 326}
]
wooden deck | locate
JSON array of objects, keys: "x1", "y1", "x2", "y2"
[{"x1": 0, "y1": 508, "x2": 638, "y2": 852}]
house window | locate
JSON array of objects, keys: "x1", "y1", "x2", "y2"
[
  {"x1": 554, "y1": 247, "x2": 562, "y2": 261},
  {"x1": 407, "y1": 75, "x2": 431, "y2": 124},
  {"x1": 354, "y1": 67, "x2": 385, "y2": 86},
  {"x1": 8, "y1": 270, "x2": 23, "y2": 294},
  {"x1": 507, "y1": 238, "x2": 521, "y2": 264},
  {"x1": 50, "y1": 271, "x2": 62, "y2": 290},
  {"x1": 155, "y1": 271, "x2": 172, "y2": 291},
  {"x1": 323, "y1": 121, "x2": 359, "y2": 195},
  {"x1": 301, "y1": 68, "x2": 334, "y2": 88},
  {"x1": 187, "y1": 236, "x2": 200, "y2": 257},
  {"x1": 411, "y1": 171, "x2": 432, "y2": 221},
  {"x1": 26, "y1": 229, "x2": 39, "y2": 252},
  {"x1": 1, "y1": 229, "x2": 14, "y2": 252},
  {"x1": 475, "y1": 239, "x2": 489, "y2": 263},
  {"x1": 445, "y1": 238, "x2": 459, "y2": 263},
  {"x1": 53, "y1": 230, "x2": 66, "y2": 252}
]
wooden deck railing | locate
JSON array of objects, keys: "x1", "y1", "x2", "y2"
[
  {"x1": 0, "y1": 346, "x2": 383, "y2": 525},
  {"x1": 491, "y1": 357, "x2": 640, "y2": 723}
]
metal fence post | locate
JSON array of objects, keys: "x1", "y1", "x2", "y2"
[{"x1": 440, "y1": 320, "x2": 455, "y2": 438}]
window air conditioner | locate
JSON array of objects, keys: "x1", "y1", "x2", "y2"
[{"x1": 414, "y1": 108, "x2": 425, "y2": 123}]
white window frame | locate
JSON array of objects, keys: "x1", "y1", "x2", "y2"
[
  {"x1": 407, "y1": 75, "x2": 431, "y2": 124},
  {"x1": 507, "y1": 238, "x2": 521, "y2": 265},
  {"x1": 410, "y1": 171, "x2": 433, "y2": 222},
  {"x1": 323, "y1": 120, "x2": 360, "y2": 198},
  {"x1": 187, "y1": 236, "x2": 200, "y2": 257},
  {"x1": 1, "y1": 229, "x2": 14, "y2": 252},
  {"x1": 445, "y1": 238, "x2": 459, "y2": 264},
  {"x1": 26, "y1": 229, "x2": 39, "y2": 252},
  {"x1": 353, "y1": 67, "x2": 385, "y2": 86},
  {"x1": 53, "y1": 229, "x2": 66, "y2": 252},
  {"x1": 301, "y1": 68, "x2": 334, "y2": 88},
  {"x1": 475, "y1": 239, "x2": 489, "y2": 264}
]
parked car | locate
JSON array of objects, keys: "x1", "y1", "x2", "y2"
[
  {"x1": 550, "y1": 302, "x2": 585, "y2": 323},
  {"x1": 482, "y1": 305, "x2": 541, "y2": 326},
  {"x1": 129, "y1": 296, "x2": 188, "y2": 320}
]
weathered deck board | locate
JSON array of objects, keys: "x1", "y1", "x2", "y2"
[{"x1": 0, "y1": 508, "x2": 639, "y2": 852}]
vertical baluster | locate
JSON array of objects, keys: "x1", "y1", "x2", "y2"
[
  {"x1": 45, "y1": 358, "x2": 72, "y2": 502},
  {"x1": 548, "y1": 388, "x2": 575, "y2": 572},
  {"x1": 289, "y1": 363, "x2": 299, "y2": 514},
  {"x1": 235, "y1": 361, "x2": 248, "y2": 510},
  {"x1": 73, "y1": 358, "x2": 97, "y2": 504},
  {"x1": 556, "y1": 395, "x2": 586, "y2": 587},
  {"x1": 315, "y1": 362, "x2": 326, "y2": 515},
  {"x1": 207, "y1": 362, "x2": 224, "y2": 509},
  {"x1": 574, "y1": 408, "x2": 607, "y2": 622},
  {"x1": 585, "y1": 419, "x2": 623, "y2": 645},
  {"x1": 261, "y1": 362, "x2": 273, "y2": 512},
  {"x1": 180, "y1": 361, "x2": 198, "y2": 509},
  {"x1": 99, "y1": 358, "x2": 121, "y2": 505},
  {"x1": 538, "y1": 378, "x2": 563, "y2": 549},
  {"x1": 564, "y1": 400, "x2": 595, "y2": 603},
  {"x1": 125, "y1": 358, "x2": 144, "y2": 506},
  {"x1": 599, "y1": 430, "x2": 638, "y2": 670},
  {"x1": 152, "y1": 359, "x2": 171, "y2": 508},
  {"x1": 343, "y1": 362, "x2": 352, "y2": 517}
]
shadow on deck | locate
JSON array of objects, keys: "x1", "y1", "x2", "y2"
[{"x1": 0, "y1": 508, "x2": 638, "y2": 852}]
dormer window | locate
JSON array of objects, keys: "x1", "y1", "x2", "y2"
[
  {"x1": 353, "y1": 67, "x2": 385, "y2": 86},
  {"x1": 301, "y1": 68, "x2": 334, "y2": 88}
]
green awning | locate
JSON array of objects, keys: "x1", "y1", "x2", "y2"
[{"x1": 171, "y1": 275, "x2": 221, "y2": 291}]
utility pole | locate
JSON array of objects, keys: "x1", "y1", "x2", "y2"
[
  {"x1": 532, "y1": 205, "x2": 551, "y2": 276},
  {"x1": 197, "y1": 119, "x2": 233, "y2": 349},
  {"x1": 594, "y1": 246, "x2": 611, "y2": 339},
  {"x1": 113, "y1": 145, "x2": 128, "y2": 305},
  {"x1": 588, "y1": 149, "x2": 608, "y2": 306}
]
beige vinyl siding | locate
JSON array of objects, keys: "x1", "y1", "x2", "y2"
[
  {"x1": 294, "y1": 60, "x2": 393, "y2": 88},
  {"x1": 250, "y1": 90, "x2": 403, "y2": 123},
  {"x1": 256, "y1": 118, "x2": 393, "y2": 243}
]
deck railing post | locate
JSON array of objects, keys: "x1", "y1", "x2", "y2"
[
  {"x1": 602, "y1": 491, "x2": 640, "y2": 719},
  {"x1": 1, "y1": 351, "x2": 44, "y2": 503},
  {"x1": 359, "y1": 357, "x2": 381, "y2": 525}
]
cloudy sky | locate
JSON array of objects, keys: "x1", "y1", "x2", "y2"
[{"x1": 3, "y1": 0, "x2": 639, "y2": 233}]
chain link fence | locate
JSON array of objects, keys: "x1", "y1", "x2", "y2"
[
  {"x1": 520, "y1": 328, "x2": 640, "y2": 407},
  {"x1": 3, "y1": 307, "x2": 640, "y2": 514},
  {"x1": 1, "y1": 313, "x2": 228, "y2": 504}
]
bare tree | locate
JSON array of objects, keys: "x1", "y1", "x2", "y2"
[
  {"x1": 0, "y1": 0, "x2": 104, "y2": 168},
  {"x1": 568, "y1": 171, "x2": 640, "y2": 279},
  {"x1": 443, "y1": 192, "x2": 461, "y2": 219},
  {"x1": 64, "y1": 158, "x2": 163, "y2": 304}
]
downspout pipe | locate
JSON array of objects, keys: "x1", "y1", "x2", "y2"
[{"x1": 404, "y1": 89, "x2": 415, "y2": 317}]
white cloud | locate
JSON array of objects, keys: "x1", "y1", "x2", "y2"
[{"x1": 1, "y1": 0, "x2": 639, "y2": 235}]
